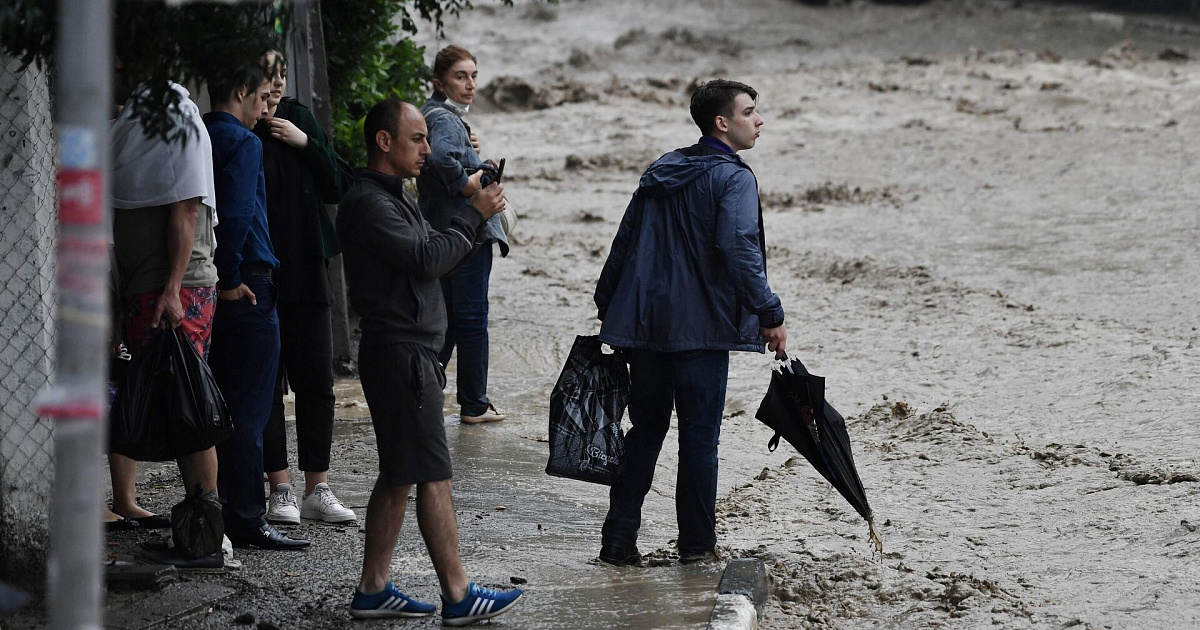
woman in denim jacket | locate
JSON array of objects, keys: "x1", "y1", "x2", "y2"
[{"x1": 416, "y1": 45, "x2": 510, "y2": 424}]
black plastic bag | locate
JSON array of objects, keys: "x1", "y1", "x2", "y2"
[
  {"x1": 110, "y1": 328, "x2": 232, "y2": 461},
  {"x1": 169, "y1": 329, "x2": 232, "y2": 456},
  {"x1": 110, "y1": 331, "x2": 174, "y2": 461},
  {"x1": 546, "y1": 336, "x2": 629, "y2": 485},
  {"x1": 170, "y1": 484, "x2": 224, "y2": 559}
]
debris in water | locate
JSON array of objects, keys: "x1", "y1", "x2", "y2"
[
  {"x1": 1038, "y1": 48, "x2": 1062, "y2": 63},
  {"x1": 1158, "y1": 47, "x2": 1190, "y2": 62}
]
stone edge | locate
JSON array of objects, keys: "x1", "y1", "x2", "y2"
[
  {"x1": 708, "y1": 593, "x2": 758, "y2": 630},
  {"x1": 707, "y1": 558, "x2": 770, "y2": 630}
]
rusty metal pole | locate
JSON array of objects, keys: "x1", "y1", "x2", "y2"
[{"x1": 38, "y1": 0, "x2": 112, "y2": 627}]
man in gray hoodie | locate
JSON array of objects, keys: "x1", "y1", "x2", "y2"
[{"x1": 336, "y1": 98, "x2": 523, "y2": 625}]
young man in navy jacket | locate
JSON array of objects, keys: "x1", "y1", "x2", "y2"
[
  {"x1": 593, "y1": 79, "x2": 788, "y2": 566},
  {"x1": 204, "y1": 58, "x2": 309, "y2": 551}
]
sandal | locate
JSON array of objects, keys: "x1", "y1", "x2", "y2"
[
  {"x1": 105, "y1": 517, "x2": 141, "y2": 533},
  {"x1": 128, "y1": 514, "x2": 172, "y2": 530}
]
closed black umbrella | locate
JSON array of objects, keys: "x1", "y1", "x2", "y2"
[{"x1": 755, "y1": 355, "x2": 882, "y2": 554}]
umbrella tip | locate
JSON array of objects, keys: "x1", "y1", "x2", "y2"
[{"x1": 868, "y1": 515, "x2": 884, "y2": 560}]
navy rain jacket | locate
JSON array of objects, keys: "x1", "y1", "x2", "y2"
[{"x1": 594, "y1": 143, "x2": 785, "y2": 353}]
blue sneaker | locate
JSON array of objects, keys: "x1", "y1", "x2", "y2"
[
  {"x1": 441, "y1": 581, "x2": 524, "y2": 626},
  {"x1": 350, "y1": 581, "x2": 436, "y2": 619}
]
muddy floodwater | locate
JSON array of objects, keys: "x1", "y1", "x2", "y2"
[
  {"x1": 419, "y1": 0, "x2": 1200, "y2": 627},
  {"x1": 60, "y1": 1, "x2": 1200, "y2": 629}
]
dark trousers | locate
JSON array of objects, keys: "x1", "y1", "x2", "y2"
[
  {"x1": 438, "y1": 243, "x2": 493, "y2": 417},
  {"x1": 209, "y1": 275, "x2": 281, "y2": 532},
  {"x1": 263, "y1": 301, "x2": 335, "y2": 474},
  {"x1": 601, "y1": 349, "x2": 729, "y2": 554}
]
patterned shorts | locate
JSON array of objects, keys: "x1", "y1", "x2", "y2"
[{"x1": 123, "y1": 286, "x2": 219, "y2": 359}]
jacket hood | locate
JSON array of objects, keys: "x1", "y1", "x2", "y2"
[{"x1": 638, "y1": 150, "x2": 744, "y2": 197}]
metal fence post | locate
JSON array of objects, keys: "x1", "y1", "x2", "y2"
[{"x1": 37, "y1": 0, "x2": 112, "y2": 628}]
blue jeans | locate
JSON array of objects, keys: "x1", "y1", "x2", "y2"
[
  {"x1": 208, "y1": 275, "x2": 281, "y2": 533},
  {"x1": 438, "y1": 243, "x2": 493, "y2": 417},
  {"x1": 601, "y1": 349, "x2": 729, "y2": 554}
]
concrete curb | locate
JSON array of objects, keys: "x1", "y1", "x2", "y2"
[{"x1": 707, "y1": 558, "x2": 770, "y2": 630}]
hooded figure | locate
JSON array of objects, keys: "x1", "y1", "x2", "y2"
[
  {"x1": 594, "y1": 145, "x2": 785, "y2": 351},
  {"x1": 591, "y1": 80, "x2": 787, "y2": 567}
]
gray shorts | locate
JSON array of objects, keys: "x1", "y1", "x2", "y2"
[{"x1": 358, "y1": 341, "x2": 453, "y2": 486}]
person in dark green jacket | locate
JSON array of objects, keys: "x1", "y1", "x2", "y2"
[{"x1": 254, "y1": 48, "x2": 357, "y2": 526}]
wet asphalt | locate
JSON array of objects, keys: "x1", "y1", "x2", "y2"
[{"x1": 78, "y1": 376, "x2": 726, "y2": 630}]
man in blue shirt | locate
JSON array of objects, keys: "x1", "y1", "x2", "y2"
[
  {"x1": 204, "y1": 58, "x2": 308, "y2": 550},
  {"x1": 593, "y1": 80, "x2": 788, "y2": 566}
]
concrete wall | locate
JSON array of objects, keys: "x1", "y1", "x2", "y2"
[{"x1": 0, "y1": 55, "x2": 58, "y2": 590}]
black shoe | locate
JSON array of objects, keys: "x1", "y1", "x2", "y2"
[
  {"x1": 678, "y1": 548, "x2": 718, "y2": 565},
  {"x1": 105, "y1": 517, "x2": 141, "y2": 533},
  {"x1": 127, "y1": 514, "x2": 172, "y2": 530},
  {"x1": 598, "y1": 545, "x2": 641, "y2": 566},
  {"x1": 228, "y1": 523, "x2": 310, "y2": 550}
]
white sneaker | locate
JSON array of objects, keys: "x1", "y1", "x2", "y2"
[
  {"x1": 266, "y1": 483, "x2": 301, "y2": 525},
  {"x1": 301, "y1": 483, "x2": 357, "y2": 524}
]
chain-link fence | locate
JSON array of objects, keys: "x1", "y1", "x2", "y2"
[{"x1": 0, "y1": 55, "x2": 57, "y2": 589}]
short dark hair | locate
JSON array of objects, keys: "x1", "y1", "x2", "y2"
[
  {"x1": 363, "y1": 98, "x2": 413, "y2": 157},
  {"x1": 207, "y1": 57, "x2": 270, "y2": 106},
  {"x1": 689, "y1": 79, "x2": 758, "y2": 136}
]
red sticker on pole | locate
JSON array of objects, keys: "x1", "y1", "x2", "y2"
[
  {"x1": 36, "y1": 385, "x2": 104, "y2": 422},
  {"x1": 58, "y1": 169, "x2": 104, "y2": 226}
]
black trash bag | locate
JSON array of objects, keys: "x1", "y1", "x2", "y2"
[
  {"x1": 546, "y1": 335, "x2": 629, "y2": 485},
  {"x1": 168, "y1": 329, "x2": 232, "y2": 457},
  {"x1": 107, "y1": 343, "x2": 131, "y2": 409},
  {"x1": 110, "y1": 328, "x2": 232, "y2": 462},
  {"x1": 170, "y1": 484, "x2": 224, "y2": 559},
  {"x1": 110, "y1": 330, "x2": 175, "y2": 461}
]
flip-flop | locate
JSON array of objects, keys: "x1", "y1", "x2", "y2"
[
  {"x1": 128, "y1": 514, "x2": 172, "y2": 530},
  {"x1": 105, "y1": 518, "x2": 141, "y2": 533}
]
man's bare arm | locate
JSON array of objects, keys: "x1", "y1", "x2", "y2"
[{"x1": 154, "y1": 197, "x2": 200, "y2": 328}]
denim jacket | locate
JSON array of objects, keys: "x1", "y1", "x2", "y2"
[{"x1": 415, "y1": 96, "x2": 509, "y2": 257}]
